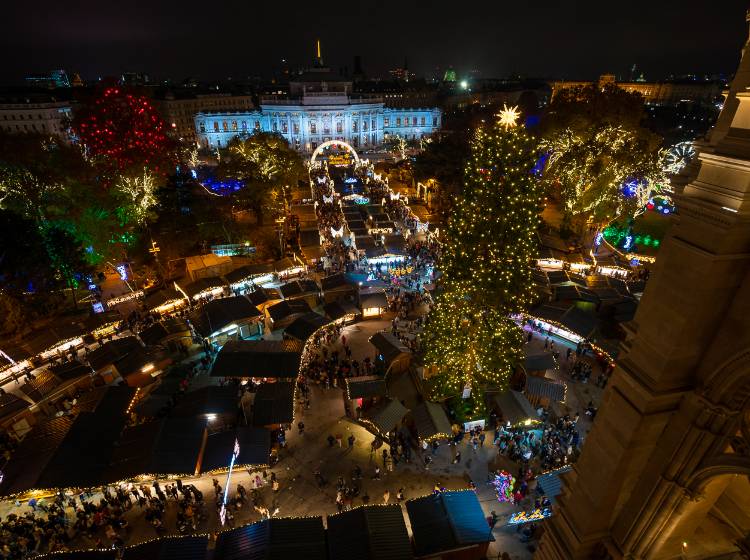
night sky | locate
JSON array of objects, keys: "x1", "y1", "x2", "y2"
[{"x1": 3, "y1": 0, "x2": 749, "y2": 84}]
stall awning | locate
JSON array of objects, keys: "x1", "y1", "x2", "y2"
[
  {"x1": 189, "y1": 296, "x2": 262, "y2": 338},
  {"x1": 284, "y1": 312, "x2": 330, "y2": 342},
  {"x1": 267, "y1": 299, "x2": 313, "y2": 324},
  {"x1": 492, "y1": 390, "x2": 537, "y2": 426},
  {"x1": 535, "y1": 466, "x2": 572, "y2": 504},
  {"x1": 412, "y1": 401, "x2": 452, "y2": 441},
  {"x1": 406, "y1": 490, "x2": 495, "y2": 556},
  {"x1": 214, "y1": 517, "x2": 326, "y2": 560},
  {"x1": 365, "y1": 398, "x2": 409, "y2": 435},
  {"x1": 369, "y1": 332, "x2": 411, "y2": 366},
  {"x1": 170, "y1": 385, "x2": 240, "y2": 418},
  {"x1": 327, "y1": 505, "x2": 413, "y2": 560},
  {"x1": 524, "y1": 375, "x2": 566, "y2": 402},
  {"x1": 211, "y1": 340, "x2": 303, "y2": 379},
  {"x1": 252, "y1": 382, "x2": 295, "y2": 426},
  {"x1": 524, "y1": 352, "x2": 557, "y2": 372},
  {"x1": 178, "y1": 276, "x2": 228, "y2": 300},
  {"x1": 345, "y1": 376, "x2": 387, "y2": 400},
  {"x1": 323, "y1": 301, "x2": 361, "y2": 321},
  {"x1": 358, "y1": 288, "x2": 388, "y2": 310}
]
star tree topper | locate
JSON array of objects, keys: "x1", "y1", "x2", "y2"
[{"x1": 498, "y1": 104, "x2": 521, "y2": 128}]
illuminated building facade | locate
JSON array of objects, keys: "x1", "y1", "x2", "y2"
[
  {"x1": 552, "y1": 74, "x2": 723, "y2": 105},
  {"x1": 195, "y1": 46, "x2": 441, "y2": 153}
]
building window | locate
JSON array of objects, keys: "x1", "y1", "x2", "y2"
[
  {"x1": 310, "y1": 122, "x2": 317, "y2": 134},
  {"x1": 384, "y1": 117, "x2": 390, "y2": 127},
  {"x1": 363, "y1": 121, "x2": 368, "y2": 132},
  {"x1": 222, "y1": 121, "x2": 229, "y2": 132},
  {"x1": 213, "y1": 122, "x2": 220, "y2": 132},
  {"x1": 311, "y1": 141, "x2": 318, "y2": 150},
  {"x1": 420, "y1": 116, "x2": 426, "y2": 126},
  {"x1": 272, "y1": 121, "x2": 278, "y2": 132},
  {"x1": 352, "y1": 121, "x2": 358, "y2": 132},
  {"x1": 282, "y1": 122, "x2": 288, "y2": 133},
  {"x1": 336, "y1": 121, "x2": 342, "y2": 133},
  {"x1": 241, "y1": 121, "x2": 247, "y2": 130},
  {"x1": 232, "y1": 120, "x2": 238, "y2": 131},
  {"x1": 396, "y1": 118, "x2": 401, "y2": 127},
  {"x1": 200, "y1": 122, "x2": 206, "y2": 133},
  {"x1": 254, "y1": 121, "x2": 260, "y2": 130},
  {"x1": 432, "y1": 116, "x2": 438, "y2": 127},
  {"x1": 412, "y1": 117, "x2": 417, "y2": 126},
  {"x1": 293, "y1": 122, "x2": 299, "y2": 134},
  {"x1": 371, "y1": 118, "x2": 376, "y2": 130}
]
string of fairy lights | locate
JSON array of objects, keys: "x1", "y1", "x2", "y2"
[{"x1": 423, "y1": 107, "x2": 544, "y2": 411}]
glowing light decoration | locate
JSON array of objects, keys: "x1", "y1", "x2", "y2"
[
  {"x1": 664, "y1": 141, "x2": 696, "y2": 174},
  {"x1": 508, "y1": 508, "x2": 553, "y2": 525},
  {"x1": 115, "y1": 169, "x2": 159, "y2": 226},
  {"x1": 117, "y1": 264, "x2": 129, "y2": 281},
  {"x1": 492, "y1": 470, "x2": 516, "y2": 503},
  {"x1": 498, "y1": 104, "x2": 520, "y2": 128},
  {"x1": 219, "y1": 438, "x2": 241, "y2": 526}
]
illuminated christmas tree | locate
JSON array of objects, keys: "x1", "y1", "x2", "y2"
[
  {"x1": 73, "y1": 87, "x2": 176, "y2": 179},
  {"x1": 424, "y1": 108, "x2": 542, "y2": 404}
]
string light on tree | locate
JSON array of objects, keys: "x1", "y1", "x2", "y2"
[{"x1": 423, "y1": 108, "x2": 543, "y2": 411}]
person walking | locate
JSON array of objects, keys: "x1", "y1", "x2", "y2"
[
  {"x1": 453, "y1": 450, "x2": 462, "y2": 464},
  {"x1": 347, "y1": 434, "x2": 355, "y2": 450},
  {"x1": 396, "y1": 488, "x2": 404, "y2": 502},
  {"x1": 383, "y1": 490, "x2": 390, "y2": 504}
]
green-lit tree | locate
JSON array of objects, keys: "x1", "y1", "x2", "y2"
[{"x1": 423, "y1": 108, "x2": 543, "y2": 411}]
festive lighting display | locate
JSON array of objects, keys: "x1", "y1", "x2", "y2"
[
  {"x1": 74, "y1": 87, "x2": 175, "y2": 177},
  {"x1": 423, "y1": 117, "x2": 542, "y2": 405},
  {"x1": 114, "y1": 169, "x2": 159, "y2": 226},
  {"x1": 498, "y1": 104, "x2": 521, "y2": 128},
  {"x1": 492, "y1": 470, "x2": 516, "y2": 503},
  {"x1": 542, "y1": 125, "x2": 667, "y2": 219}
]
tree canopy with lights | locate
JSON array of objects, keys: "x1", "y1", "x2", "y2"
[
  {"x1": 540, "y1": 84, "x2": 666, "y2": 222},
  {"x1": 217, "y1": 132, "x2": 304, "y2": 225},
  {"x1": 423, "y1": 109, "x2": 543, "y2": 408},
  {"x1": 73, "y1": 87, "x2": 176, "y2": 179}
]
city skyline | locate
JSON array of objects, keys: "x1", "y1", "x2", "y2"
[{"x1": 3, "y1": 0, "x2": 749, "y2": 85}]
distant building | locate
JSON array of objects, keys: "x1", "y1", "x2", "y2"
[
  {"x1": 194, "y1": 44, "x2": 442, "y2": 153},
  {"x1": 551, "y1": 74, "x2": 723, "y2": 105},
  {"x1": 25, "y1": 70, "x2": 70, "y2": 89},
  {"x1": 0, "y1": 94, "x2": 73, "y2": 139},
  {"x1": 154, "y1": 90, "x2": 254, "y2": 143}
]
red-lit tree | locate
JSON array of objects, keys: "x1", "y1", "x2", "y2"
[{"x1": 73, "y1": 87, "x2": 176, "y2": 179}]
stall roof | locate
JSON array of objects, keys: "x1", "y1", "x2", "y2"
[
  {"x1": 82, "y1": 312, "x2": 122, "y2": 332},
  {"x1": 214, "y1": 517, "x2": 327, "y2": 560},
  {"x1": 535, "y1": 466, "x2": 573, "y2": 504},
  {"x1": 524, "y1": 375, "x2": 566, "y2": 403},
  {"x1": 327, "y1": 504, "x2": 413, "y2": 560},
  {"x1": 0, "y1": 342, "x2": 31, "y2": 363},
  {"x1": 323, "y1": 301, "x2": 361, "y2": 321},
  {"x1": 547, "y1": 270, "x2": 587, "y2": 287},
  {"x1": 138, "y1": 318, "x2": 191, "y2": 347},
  {"x1": 365, "y1": 398, "x2": 409, "y2": 435},
  {"x1": 252, "y1": 382, "x2": 295, "y2": 426},
  {"x1": 189, "y1": 296, "x2": 262, "y2": 338},
  {"x1": 406, "y1": 490, "x2": 494, "y2": 556},
  {"x1": 21, "y1": 322, "x2": 86, "y2": 357},
  {"x1": 107, "y1": 417, "x2": 205, "y2": 480},
  {"x1": 123, "y1": 536, "x2": 208, "y2": 560},
  {"x1": 554, "y1": 285, "x2": 599, "y2": 304},
  {"x1": 87, "y1": 336, "x2": 142, "y2": 371},
  {"x1": 284, "y1": 312, "x2": 330, "y2": 342},
  {"x1": 524, "y1": 352, "x2": 557, "y2": 372},
  {"x1": 299, "y1": 228, "x2": 320, "y2": 247},
  {"x1": 274, "y1": 257, "x2": 297, "y2": 273},
  {"x1": 41, "y1": 550, "x2": 117, "y2": 559},
  {"x1": 211, "y1": 340, "x2": 302, "y2": 379},
  {"x1": 359, "y1": 288, "x2": 388, "y2": 310},
  {"x1": 345, "y1": 376, "x2": 387, "y2": 400},
  {"x1": 267, "y1": 299, "x2": 312, "y2": 324},
  {"x1": 302, "y1": 244, "x2": 326, "y2": 262},
  {"x1": 19, "y1": 370, "x2": 60, "y2": 403},
  {"x1": 178, "y1": 276, "x2": 228, "y2": 300},
  {"x1": 369, "y1": 332, "x2": 411, "y2": 365},
  {"x1": 559, "y1": 306, "x2": 599, "y2": 339},
  {"x1": 246, "y1": 289, "x2": 269, "y2": 307},
  {"x1": 492, "y1": 390, "x2": 537, "y2": 426},
  {"x1": 224, "y1": 263, "x2": 275, "y2": 285},
  {"x1": 382, "y1": 235, "x2": 405, "y2": 255},
  {"x1": 279, "y1": 279, "x2": 319, "y2": 299},
  {"x1": 0, "y1": 392, "x2": 29, "y2": 421},
  {"x1": 143, "y1": 288, "x2": 185, "y2": 311},
  {"x1": 0, "y1": 386, "x2": 135, "y2": 495},
  {"x1": 321, "y1": 273, "x2": 353, "y2": 292},
  {"x1": 412, "y1": 401, "x2": 452, "y2": 440},
  {"x1": 49, "y1": 360, "x2": 90, "y2": 382},
  {"x1": 201, "y1": 427, "x2": 270, "y2": 472},
  {"x1": 170, "y1": 385, "x2": 240, "y2": 418}
]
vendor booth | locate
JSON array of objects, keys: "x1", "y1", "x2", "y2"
[
  {"x1": 189, "y1": 295, "x2": 264, "y2": 344},
  {"x1": 358, "y1": 287, "x2": 388, "y2": 319},
  {"x1": 176, "y1": 276, "x2": 229, "y2": 302},
  {"x1": 344, "y1": 375, "x2": 387, "y2": 418}
]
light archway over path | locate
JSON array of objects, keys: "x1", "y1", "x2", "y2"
[{"x1": 310, "y1": 140, "x2": 359, "y2": 164}]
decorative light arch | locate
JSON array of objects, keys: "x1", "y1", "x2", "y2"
[{"x1": 310, "y1": 140, "x2": 359, "y2": 164}]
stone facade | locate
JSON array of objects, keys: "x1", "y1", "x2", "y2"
[{"x1": 537, "y1": 13, "x2": 750, "y2": 560}]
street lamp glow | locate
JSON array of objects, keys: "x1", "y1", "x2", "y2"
[{"x1": 460, "y1": 80, "x2": 468, "y2": 90}]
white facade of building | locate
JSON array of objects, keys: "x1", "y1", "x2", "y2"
[{"x1": 0, "y1": 100, "x2": 72, "y2": 139}]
